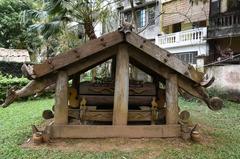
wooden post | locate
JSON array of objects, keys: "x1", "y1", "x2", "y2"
[
  {"x1": 113, "y1": 44, "x2": 129, "y2": 125},
  {"x1": 54, "y1": 71, "x2": 69, "y2": 125},
  {"x1": 166, "y1": 74, "x2": 179, "y2": 124},
  {"x1": 72, "y1": 73, "x2": 80, "y2": 93},
  {"x1": 111, "y1": 57, "x2": 116, "y2": 81}
]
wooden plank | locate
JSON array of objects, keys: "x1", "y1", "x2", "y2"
[
  {"x1": 78, "y1": 95, "x2": 155, "y2": 107},
  {"x1": 79, "y1": 82, "x2": 157, "y2": 96},
  {"x1": 54, "y1": 71, "x2": 69, "y2": 125},
  {"x1": 65, "y1": 47, "x2": 117, "y2": 77},
  {"x1": 17, "y1": 47, "x2": 117, "y2": 99},
  {"x1": 111, "y1": 57, "x2": 116, "y2": 80},
  {"x1": 126, "y1": 32, "x2": 204, "y2": 83},
  {"x1": 32, "y1": 31, "x2": 124, "y2": 78},
  {"x1": 50, "y1": 125, "x2": 181, "y2": 138},
  {"x1": 128, "y1": 47, "x2": 204, "y2": 99},
  {"x1": 166, "y1": 74, "x2": 179, "y2": 124},
  {"x1": 68, "y1": 109, "x2": 166, "y2": 121},
  {"x1": 84, "y1": 110, "x2": 153, "y2": 121},
  {"x1": 113, "y1": 44, "x2": 129, "y2": 125}
]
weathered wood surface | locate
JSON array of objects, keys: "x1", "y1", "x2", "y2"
[
  {"x1": 50, "y1": 125, "x2": 181, "y2": 138},
  {"x1": 166, "y1": 74, "x2": 179, "y2": 124},
  {"x1": 68, "y1": 109, "x2": 165, "y2": 121},
  {"x1": 1, "y1": 48, "x2": 116, "y2": 108},
  {"x1": 79, "y1": 82, "x2": 157, "y2": 96},
  {"x1": 128, "y1": 47, "x2": 205, "y2": 99},
  {"x1": 32, "y1": 31, "x2": 124, "y2": 78},
  {"x1": 78, "y1": 95, "x2": 157, "y2": 107},
  {"x1": 54, "y1": 71, "x2": 68, "y2": 125},
  {"x1": 126, "y1": 33, "x2": 204, "y2": 83},
  {"x1": 28, "y1": 30, "x2": 204, "y2": 85},
  {"x1": 113, "y1": 44, "x2": 129, "y2": 125},
  {"x1": 1, "y1": 77, "x2": 56, "y2": 108}
]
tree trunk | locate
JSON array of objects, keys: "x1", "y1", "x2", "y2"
[{"x1": 83, "y1": 17, "x2": 97, "y2": 81}]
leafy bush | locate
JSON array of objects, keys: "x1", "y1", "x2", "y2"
[{"x1": 0, "y1": 73, "x2": 29, "y2": 103}]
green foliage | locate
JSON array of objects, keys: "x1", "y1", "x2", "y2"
[
  {"x1": 0, "y1": 74, "x2": 29, "y2": 103},
  {"x1": 23, "y1": 0, "x2": 111, "y2": 50},
  {"x1": 0, "y1": 0, "x2": 42, "y2": 62},
  {"x1": 0, "y1": 0, "x2": 29, "y2": 48}
]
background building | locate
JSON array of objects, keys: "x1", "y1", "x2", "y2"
[
  {"x1": 207, "y1": 0, "x2": 240, "y2": 64},
  {"x1": 205, "y1": 0, "x2": 240, "y2": 102},
  {"x1": 117, "y1": 0, "x2": 161, "y2": 41},
  {"x1": 155, "y1": 0, "x2": 210, "y2": 70}
]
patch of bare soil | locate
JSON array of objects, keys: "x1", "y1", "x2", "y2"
[{"x1": 22, "y1": 121, "x2": 215, "y2": 154}]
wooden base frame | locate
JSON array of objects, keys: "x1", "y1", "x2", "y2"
[{"x1": 49, "y1": 124, "x2": 181, "y2": 138}]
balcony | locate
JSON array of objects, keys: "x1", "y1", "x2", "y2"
[
  {"x1": 155, "y1": 27, "x2": 208, "y2": 67},
  {"x1": 208, "y1": 11, "x2": 240, "y2": 39},
  {"x1": 156, "y1": 27, "x2": 208, "y2": 54}
]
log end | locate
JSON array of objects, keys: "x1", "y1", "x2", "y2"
[
  {"x1": 42, "y1": 110, "x2": 54, "y2": 119},
  {"x1": 21, "y1": 63, "x2": 36, "y2": 79},
  {"x1": 200, "y1": 73, "x2": 215, "y2": 88},
  {"x1": 209, "y1": 97, "x2": 223, "y2": 111}
]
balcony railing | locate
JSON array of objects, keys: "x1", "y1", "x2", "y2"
[
  {"x1": 156, "y1": 27, "x2": 207, "y2": 48},
  {"x1": 209, "y1": 12, "x2": 240, "y2": 28},
  {"x1": 208, "y1": 11, "x2": 240, "y2": 38}
]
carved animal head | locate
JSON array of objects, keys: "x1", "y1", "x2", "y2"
[
  {"x1": 200, "y1": 73, "x2": 215, "y2": 88},
  {"x1": 118, "y1": 21, "x2": 135, "y2": 34},
  {"x1": 1, "y1": 86, "x2": 18, "y2": 108}
]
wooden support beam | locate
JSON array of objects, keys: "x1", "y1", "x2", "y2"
[
  {"x1": 3, "y1": 47, "x2": 117, "y2": 106},
  {"x1": 78, "y1": 95, "x2": 154, "y2": 107},
  {"x1": 166, "y1": 74, "x2": 179, "y2": 124},
  {"x1": 126, "y1": 33, "x2": 204, "y2": 83},
  {"x1": 128, "y1": 47, "x2": 204, "y2": 99},
  {"x1": 113, "y1": 44, "x2": 129, "y2": 125},
  {"x1": 111, "y1": 56, "x2": 116, "y2": 81},
  {"x1": 49, "y1": 125, "x2": 181, "y2": 138},
  {"x1": 54, "y1": 71, "x2": 69, "y2": 125},
  {"x1": 68, "y1": 109, "x2": 166, "y2": 122},
  {"x1": 32, "y1": 31, "x2": 124, "y2": 78},
  {"x1": 79, "y1": 82, "x2": 157, "y2": 96}
]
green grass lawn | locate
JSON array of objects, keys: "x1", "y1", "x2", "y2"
[{"x1": 0, "y1": 98, "x2": 240, "y2": 159}]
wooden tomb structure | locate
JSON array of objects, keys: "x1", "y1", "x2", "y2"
[{"x1": 1, "y1": 26, "x2": 222, "y2": 138}]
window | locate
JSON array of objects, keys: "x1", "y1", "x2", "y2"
[
  {"x1": 124, "y1": 12, "x2": 132, "y2": 23},
  {"x1": 192, "y1": 21, "x2": 207, "y2": 28},
  {"x1": 211, "y1": 0, "x2": 220, "y2": 16},
  {"x1": 148, "y1": 6, "x2": 155, "y2": 26},
  {"x1": 227, "y1": 0, "x2": 240, "y2": 11},
  {"x1": 174, "y1": 52, "x2": 197, "y2": 64},
  {"x1": 136, "y1": 9, "x2": 146, "y2": 28},
  {"x1": 172, "y1": 23, "x2": 181, "y2": 33}
]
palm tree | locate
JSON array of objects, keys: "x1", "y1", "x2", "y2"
[
  {"x1": 23, "y1": 0, "x2": 111, "y2": 40},
  {"x1": 22, "y1": 0, "x2": 117, "y2": 80}
]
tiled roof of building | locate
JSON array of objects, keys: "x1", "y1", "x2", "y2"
[{"x1": 0, "y1": 48, "x2": 30, "y2": 63}]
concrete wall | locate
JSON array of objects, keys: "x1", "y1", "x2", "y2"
[
  {"x1": 121, "y1": 0, "x2": 160, "y2": 40},
  {"x1": 206, "y1": 65, "x2": 240, "y2": 102},
  {"x1": 138, "y1": 2, "x2": 160, "y2": 40},
  {"x1": 162, "y1": 0, "x2": 209, "y2": 27}
]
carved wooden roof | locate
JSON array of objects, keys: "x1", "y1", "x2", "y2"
[{"x1": 23, "y1": 30, "x2": 204, "y2": 84}]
